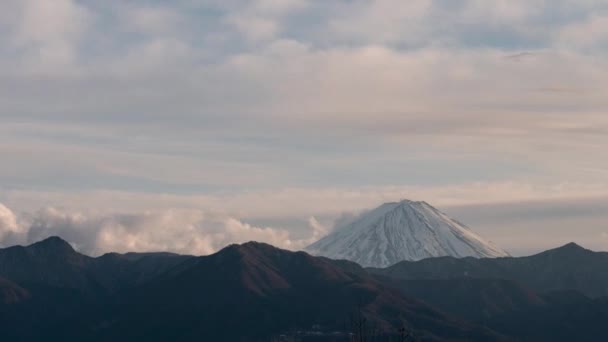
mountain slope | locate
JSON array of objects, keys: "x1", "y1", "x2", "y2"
[
  {"x1": 307, "y1": 200, "x2": 509, "y2": 267},
  {"x1": 486, "y1": 291, "x2": 608, "y2": 342},
  {"x1": 376, "y1": 276, "x2": 547, "y2": 321},
  {"x1": 371, "y1": 242, "x2": 608, "y2": 298},
  {"x1": 0, "y1": 277, "x2": 29, "y2": 305},
  {"x1": 0, "y1": 236, "x2": 96, "y2": 291},
  {"x1": 0, "y1": 237, "x2": 192, "y2": 295},
  {"x1": 70, "y1": 242, "x2": 504, "y2": 342},
  {"x1": 376, "y1": 275, "x2": 608, "y2": 342},
  {"x1": 0, "y1": 237, "x2": 195, "y2": 340}
]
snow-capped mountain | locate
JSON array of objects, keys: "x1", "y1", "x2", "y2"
[{"x1": 305, "y1": 200, "x2": 509, "y2": 267}]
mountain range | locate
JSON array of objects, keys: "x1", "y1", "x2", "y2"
[
  {"x1": 0, "y1": 237, "x2": 500, "y2": 341},
  {"x1": 369, "y1": 241, "x2": 608, "y2": 298},
  {"x1": 1, "y1": 236, "x2": 608, "y2": 341}
]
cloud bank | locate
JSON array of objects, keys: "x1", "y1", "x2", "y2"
[{"x1": 0, "y1": 203, "x2": 326, "y2": 256}]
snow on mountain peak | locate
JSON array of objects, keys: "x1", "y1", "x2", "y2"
[{"x1": 305, "y1": 199, "x2": 509, "y2": 268}]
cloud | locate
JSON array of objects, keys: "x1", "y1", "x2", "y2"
[
  {"x1": 307, "y1": 216, "x2": 329, "y2": 241},
  {"x1": 227, "y1": 15, "x2": 279, "y2": 42},
  {"x1": 0, "y1": 203, "x2": 21, "y2": 244},
  {"x1": 447, "y1": 197, "x2": 608, "y2": 255},
  {"x1": 9, "y1": 0, "x2": 90, "y2": 68},
  {"x1": 0, "y1": 203, "x2": 324, "y2": 256},
  {"x1": 224, "y1": 0, "x2": 307, "y2": 43},
  {"x1": 328, "y1": 0, "x2": 432, "y2": 45},
  {"x1": 5, "y1": 181, "x2": 608, "y2": 223},
  {"x1": 5, "y1": 189, "x2": 608, "y2": 257},
  {"x1": 2, "y1": 46, "x2": 607, "y2": 196},
  {"x1": 126, "y1": 6, "x2": 184, "y2": 35},
  {"x1": 558, "y1": 15, "x2": 608, "y2": 50},
  {"x1": 252, "y1": 0, "x2": 307, "y2": 15}
]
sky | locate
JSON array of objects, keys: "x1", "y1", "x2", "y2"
[{"x1": 1, "y1": 0, "x2": 608, "y2": 256}]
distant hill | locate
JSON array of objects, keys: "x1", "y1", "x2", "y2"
[
  {"x1": 376, "y1": 276, "x2": 546, "y2": 321},
  {"x1": 369, "y1": 242, "x2": 608, "y2": 298},
  {"x1": 368, "y1": 242, "x2": 608, "y2": 341},
  {"x1": 0, "y1": 236, "x2": 192, "y2": 295},
  {"x1": 376, "y1": 274, "x2": 608, "y2": 342}
]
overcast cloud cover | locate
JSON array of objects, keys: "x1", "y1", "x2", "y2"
[{"x1": 1, "y1": 0, "x2": 608, "y2": 256}]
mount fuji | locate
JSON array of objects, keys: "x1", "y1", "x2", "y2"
[{"x1": 305, "y1": 200, "x2": 509, "y2": 267}]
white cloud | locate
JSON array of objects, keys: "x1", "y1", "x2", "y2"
[
  {"x1": 252, "y1": 0, "x2": 307, "y2": 15},
  {"x1": 227, "y1": 15, "x2": 279, "y2": 42},
  {"x1": 10, "y1": 0, "x2": 90, "y2": 68},
  {"x1": 0, "y1": 203, "x2": 325, "y2": 256},
  {"x1": 328, "y1": 0, "x2": 432, "y2": 44},
  {"x1": 0, "y1": 203, "x2": 21, "y2": 244},
  {"x1": 224, "y1": 0, "x2": 307, "y2": 43},
  {"x1": 128, "y1": 6, "x2": 184, "y2": 35},
  {"x1": 558, "y1": 15, "x2": 608, "y2": 49},
  {"x1": 307, "y1": 216, "x2": 329, "y2": 242}
]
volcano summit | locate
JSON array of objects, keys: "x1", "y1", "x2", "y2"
[{"x1": 306, "y1": 200, "x2": 509, "y2": 267}]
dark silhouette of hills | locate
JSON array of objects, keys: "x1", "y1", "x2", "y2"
[
  {"x1": 0, "y1": 237, "x2": 193, "y2": 340},
  {"x1": 70, "y1": 242, "x2": 501, "y2": 341},
  {"x1": 0, "y1": 236, "x2": 192, "y2": 295},
  {"x1": 2, "y1": 237, "x2": 608, "y2": 341},
  {"x1": 370, "y1": 242, "x2": 608, "y2": 298},
  {"x1": 483, "y1": 290, "x2": 608, "y2": 342},
  {"x1": 376, "y1": 276, "x2": 546, "y2": 322},
  {"x1": 369, "y1": 243, "x2": 608, "y2": 341},
  {"x1": 0, "y1": 236, "x2": 90, "y2": 289},
  {"x1": 375, "y1": 275, "x2": 608, "y2": 341},
  {"x1": 0, "y1": 237, "x2": 503, "y2": 341}
]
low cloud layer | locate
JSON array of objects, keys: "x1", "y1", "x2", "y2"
[
  {"x1": 0, "y1": 203, "x2": 327, "y2": 256},
  {"x1": 3, "y1": 193, "x2": 608, "y2": 257}
]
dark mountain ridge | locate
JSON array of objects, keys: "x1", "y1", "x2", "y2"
[
  {"x1": 370, "y1": 242, "x2": 608, "y2": 298},
  {"x1": 367, "y1": 242, "x2": 608, "y2": 341},
  {"x1": 77, "y1": 241, "x2": 502, "y2": 341},
  {"x1": 0, "y1": 237, "x2": 504, "y2": 341},
  {"x1": 0, "y1": 236, "x2": 193, "y2": 294},
  {"x1": 376, "y1": 276, "x2": 547, "y2": 322},
  {"x1": 2, "y1": 237, "x2": 608, "y2": 341}
]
